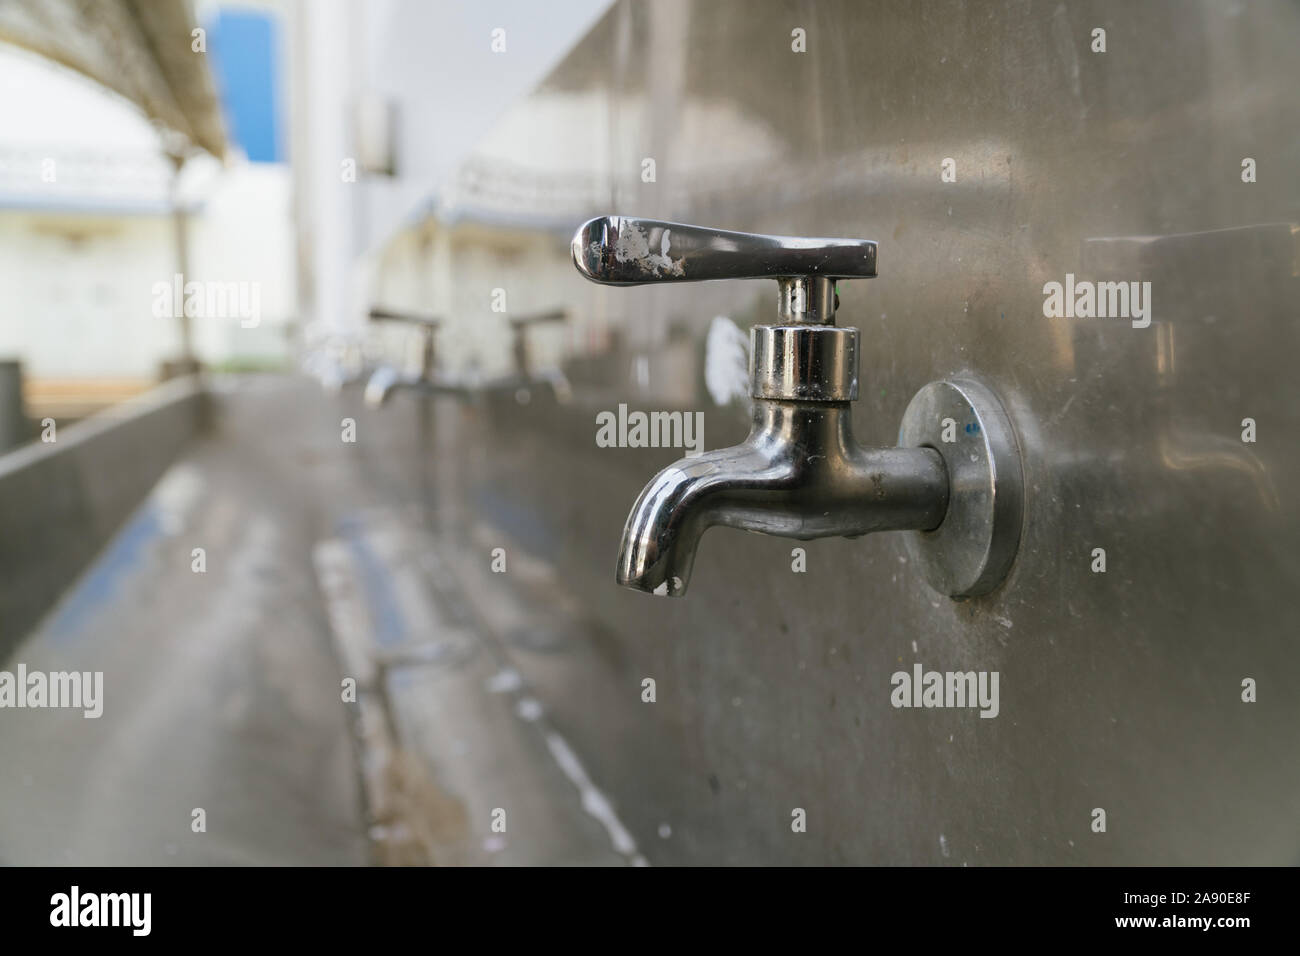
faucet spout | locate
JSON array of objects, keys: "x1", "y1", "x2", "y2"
[{"x1": 616, "y1": 402, "x2": 948, "y2": 595}]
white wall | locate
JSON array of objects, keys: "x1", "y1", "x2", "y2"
[
  {"x1": 0, "y1": 211, "x2": 178, "y2": 378},
  {"x1": 291, "y1": 0, "x2": 614, "y2": 345},
  {"x1": 0, "y1": 40, "x2": 297, "y2": 380}
]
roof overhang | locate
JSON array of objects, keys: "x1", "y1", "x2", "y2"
[{"x1": 0, "y1": 0, "x2": 225, "y2": 159}]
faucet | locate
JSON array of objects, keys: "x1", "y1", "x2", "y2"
[
  {"x1": 479, "y1": 308, "x2": 573, "y2": 404},
  {"x1": 364, "y1": 306, "x2": 475, "y2": 407},
  {"x1": 572, "y1": 216, "x2": 1024, "y2": 599},
  {"x1": 366, "y1": 306, "x2": 573, "y2": 407}
]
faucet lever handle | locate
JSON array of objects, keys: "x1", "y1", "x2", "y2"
[
  {"x1": 571, "y1": 217, "x2": 877, "y2": 284},
  {"x1": 506, "y1": 308, "x2": 568, "y2": 376},
  {"x1": 572, "y1": 217, "x2": 876, "y2": 322},
  {"x1": 369, "y1": 307, "x2": 443, "y2": 380},
  {"x1": 507, "y1": 307, "x2": 568, "y2": 329},
  {"x1": 368, "y1": 306, "x2": 443, "y2": 328}
]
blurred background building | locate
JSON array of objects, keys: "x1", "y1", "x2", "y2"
[{"x1": 0, "y1": 0, "x2": 612, "y2": 431}]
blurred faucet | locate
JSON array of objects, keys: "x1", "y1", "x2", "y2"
[
  {"x1": 363, "y1": 306, "x2": 460, "y2": 408},
  {"x1": 462, "y1": 307, "x2": 572, "y2": 404},
  {"x1": 364, "y1": 306, "x2": 572, "y2": 407},
  {"x1": 499, "y1": 308, "x2": 572, "y2": 403}
]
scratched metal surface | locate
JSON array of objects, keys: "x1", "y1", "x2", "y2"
[{"x1": 426, "y1": 0, "x2": 1300, "y2": 863}]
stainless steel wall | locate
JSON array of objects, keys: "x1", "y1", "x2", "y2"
[{"x1": 410, "y1": 0, "x2": 1300, "y2": 864}]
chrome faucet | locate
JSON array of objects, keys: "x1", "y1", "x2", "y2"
[
  {"x1": 365, "y1": 306, "x2": 572, "y2": 407},
  {"x1": 479, "y1": 308, "x2": 573, "y2": 404},
  {"x1": 363, "y1": 307, "x2": 460, "y2": 407},
  {"x1": 572, "y1": 216, "x2": 1024, "y2": 599}
]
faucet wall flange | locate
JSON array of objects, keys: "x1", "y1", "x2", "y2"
[{"x1": 898, "y1": 378, "x2": 1024, "y2": 598}]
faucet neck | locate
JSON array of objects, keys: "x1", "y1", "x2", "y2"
[
  {"x1": 775, "y1": 276, "x2": 839, "y2": 323},
  {"x1": 750, "y1": 397, "x2": 853, "y2": 442}
]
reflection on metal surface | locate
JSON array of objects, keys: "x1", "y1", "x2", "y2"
[{"x1": 1157, "y1": 430, "x2": 1280, "y2": 511}]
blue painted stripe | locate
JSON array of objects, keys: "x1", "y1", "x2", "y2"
[
  {"x1": 336, "y1": 515, "x2": 406, "y2": 649},
  {"x1": 44, "y1": 504, "x2": 164, "y2": 647}
]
